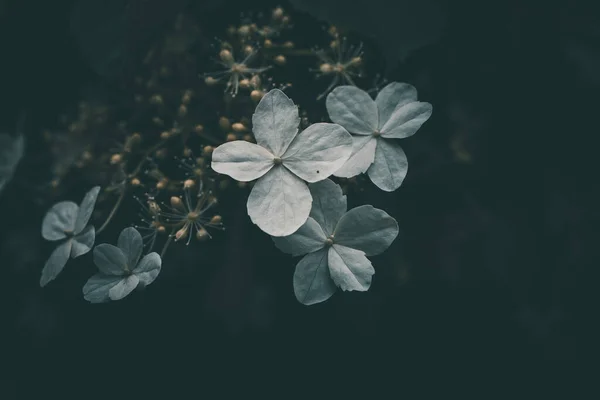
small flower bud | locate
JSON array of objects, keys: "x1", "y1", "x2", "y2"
[
  {"x1": 205, "y1": 76, "x2": 218, "y2": 86},
  {"x1": 243, "y1": 134, "x2": 253, "y2": 142},
  {"x1": 283, "y1": 41, "x2": 294, "y2": 49},
  {"x1": 250, "y1": 75, "x2": 262, "y2": 88},
  {"x1": 274, "y1": 55, "x2": 286, "y2": 65},
  {"x1": 264, "y1": 39, "x2": 273, "y2": 48},
  {"x1": 282, "y1": 16, "x2": 290, "y2": 24},
  {"x1": 149, "y1": 94, "x2": 163, "y2": 105},
  {"x1": 196, "y1": 157, "x2": 205, "y2": 167},
  {"x1": 272, "y1": 7, "x2": 284, "y2": 20},
  {"x1": 226, "y1": 25, "x2": 236, "y2": 36},
  {"x1": 110, "y1": 154, "x2": 122, "y2": 165},
  {"x1": 226, "y1": 133, "x2": 237, "y2": 142},
  {"x1": 232, "y1": 122, "x2": 246, "y2": 132},
  {"x1": 195, "y1": 228, "x2": 210, "y2": 242},
  {"x1": 148, "y1": 201, "x2": 161, "y2": 215},
  {"x1": 210, "y1": 215, "x2": 222, "y2": 225},
  {"x1": 219, "y1": 180, "x2": 229, "y2": 190},
  {"x1": 330, "y1": 40, "x2": 339, "y2": 49},
  {"x1": 243, "y1": 45, "x2": 254, "y2": 55},
  {"x1": 157, "y1": 225, "x2": 166, "y2": 234},
  {"x1": 194, "y1": 124, "x2": 204, "y2": 134},
  {"x1": 178, "y1": 104, "x2": 187, "y2": 117},
  {"x1": 239, "y1": 79, "x2": 250, "y2": 89},
  {"x1": 160, "y1": 66, "x2": 170, "y2": 77},
  {"x1": 182, "y1": 90, "x2": 193, "y2": 104},
  {"x1": 193, "y1": 168, "x2": 203, "y2": 178},
  {"x1": 170, "y1": 196, "x2": 183, "y2": 208},
  {"x1": 183, "y1": 179, "x2": 195, "y2": 189},
  {"x1": 218, "y1": 116, "x2": 231, "y2": 131},
  {"x1": 237, "y1": 25, "x2": 251, "y2": 36},
  {"x1": 156, "y1": 179, "x2": 168, "y2": 190},
  {"x1": 202, "y1": 146, "x2": 214, "y2": 156},
  {"x1": 175, "y1": 226, "x2": 188, "y2": 241},
  {"x1": 251, "y1": 90, "x2": 264, "y2": 102},
  {"x1": 319, "y1": 63, "x2": 333, "y2": 74},
  {"x1": 219, "y1": 49, "x2": 233, "y2": 63}
]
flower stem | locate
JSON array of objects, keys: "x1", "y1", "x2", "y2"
[
  {"x1": 160, "y1": 230, "x2": 175, "y2": 259},
  {"x1": 96, "y1": 188, "x2": 126, "y2": 235}
]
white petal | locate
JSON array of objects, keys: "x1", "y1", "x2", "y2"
[
  {"x1": 272, "y1": 217, "x2": 326, "y2": 256},
  {"x1": 117, "y1": 227, "x2": 143, "y2": 267},
  {"x1": 282, "y1": 123, "x2": 352, "y2": 183},
  {"x1": 0, "y1": 133, "x2": 24, "y2": 194},
  {"x1": 375, "y1": 82, "x2": 418, "y2": 129},
  {"x1": 308, "y1": 179, "x2": 347, "y2": 236},
  {"x1": 327, "y1": 244, "x2": 374, "y2": 292},
  {"x1": 71, "y1": 225, "x2": 95, "y2": 258},
  {"x1": 93, "y1": 244, "x2": 127, "y2": 275},
  {"x1": 247, "y1": 166, "x2": 312, "y2": 237},
  {"x1": 211, "y1": 141, "x2": 274, "y2": 182},
  {"x1": 133, "y1": 252, "x2": 161, "y2": 286},
  {"x1": 367, "y1": 139, "x2": 408, "y2": 192},
  {"x1": 108, "y1": 275, "x2": 140, "y2": 301},
  {"x1": 380, "y1": 101, "x2": 432, "y2": 139},
  {"x1": 326, "y1": 86, "x2": 377, "y2": 135},
  {"x1": 41, "y1": 201, "x2": 79, "y2": 241},
  {"x1": 332, "y1": 135, "x2": 377, "y2": 178},
  {"x1": 74, "y1": 186, "x2": 100, "y2": 234},
  {"x1": 83, "y1": 274, "x2": 122, "y2": 303},
  {"x1": 293, "y1": 248, "x2": 337, "y2": 305},
  {"x1": 251, "y1": 89, "x2": 300, "y2": 156},
  {"x1": 40, "y1": 240, "x2": 73, "y2": 287},
  {"x1": 333, "y1": 205, "x2": 399, "y2": 256}
]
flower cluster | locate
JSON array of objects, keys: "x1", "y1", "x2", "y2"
[{"x1": 36, "y1": 6, "x2": 432, "y2": 306}]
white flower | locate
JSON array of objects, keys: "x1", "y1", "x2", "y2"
[
  {"x1": 211, "y1": 89, "x2": 353, "y2": 236},
  {"x1": 272, "y1": 179, "x2": 399, "y2": 305},
  {"x1": 40, "y1": 186, "x2": 100, "y2": 287},
  {"x1": 326, "y1": 82, "x2": 432, "y2": 191},
  {"x1": 0, "y1": 133, "x2": 24, "y2": 194},
  {"x1": 83, "y1": 227, "x2": 162, "y2": 303}
]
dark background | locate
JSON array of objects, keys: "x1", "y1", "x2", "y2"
[{"x1": 1, "y1": 0, "x2": 598, "y2": 396}]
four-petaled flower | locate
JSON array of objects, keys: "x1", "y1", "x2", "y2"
[
  {"x1": 326, "y1": 82, "x2": 432, "y2": 191},
  {"x1": 211, "y1": 88, "x2": 353, "y2": 236},
  {"x1": 83, "y1": 227, "x2": 162, "y2": 303},
  {"x1": 40, "y1": 186, "x2": 100, "y2": 287},
  {"x1": 272, "y1": 179, "x2": 399, "y2": 305}
]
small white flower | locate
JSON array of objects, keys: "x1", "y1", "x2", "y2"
[
  {"x1": 272, "y1": 179, "x2": 399, "y2": 305},
  {"x1": 211, "y1": 89, "x2": 353, "y2": 236},
  {"x1": 40, "y1": 186, "x2": 100, "y2": 287},
  {"x1": 83, "y1": 227, "x2": 162, "y2": 303},
  {"x1": 0, "y1": 133, "x2": 25, "y2": 194},
  {"x1": 326, "y1": 82, "x2": 432, "y2": 191}
]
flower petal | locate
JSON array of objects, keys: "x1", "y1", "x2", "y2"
[
  {"x1": 333, "y1": 205, "x2": 399, "y2": 256},
  {"x1": 367, "y1": 139, "x2": 408, "y2": 192},
  {"x1": 375, "y1": 82, "x2": 418, "y2": 129},
  {"x1": 327, "y1": 244, "x2": 374, "y2": 292},
  {"x1": 282, "y1": 123, "x2": 352, "y2": 183},
  {"x1": 108, "y1": 275, "x2": 140, "y2": 301},
  {"x1": 272, "y1": 217, "x2": 326, "y2": 256},
  {"x1": 247, "y1": 166, "x2": 312, "y2": 237},
  {"x1": 93, "y1": 244, "x2": 127, "y2": 275},
  {"x1": 293, "y1": 248, "x2": 336, "y2": 305},
  {"x1": 380, "y1": 101, "x2": 432, "y2": 139},
  {"x1": 71, "y1": 225, "x2": 95, "y2": 258},
  {"x1": 74, "y1": 186, "x2": 100, "y2": 234},
  {"x1": 117, "y1": 227, "x2": 143, "y2": 267},
  {"x1": 211, "y1": 141, "x2": 275, "y2": 182},
  {"x1": 133, "y1": 252, "x2": 161, "y2": 286},
  {"x1": 308, "y1": 179, "x2": 347, "y2": 236},
  {"x1": 251, "y1": 89, "x2": 300, "y2": 156},
  {"x1": 326, "y1": 86, "x2": 377, "y2": 135},
  {"x1": 40, "y1": 240, "x2": 73, "y2": 287},
  {"x1": 332, "y1": 134, "x2": 377, "y2": 178},
  {"x1": 83, "y1": 274, "x2": 123, "y2": 303},
  {"x1": 41, "y1": 201, "x2": 79, "y2": 241}
]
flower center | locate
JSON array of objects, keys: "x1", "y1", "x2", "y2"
[
  {"x1": 324, "y1": 234, "x2": 334, "y2": 246},
  {"x1": 372, "y1": 130, "x2": 381, "y2": 137},
  {"x1": 273, "y1": 157, "x2": 282, "y2": 165},
  {"x1": 187, "y1": 211, "x2": 199, "y2": 221}
]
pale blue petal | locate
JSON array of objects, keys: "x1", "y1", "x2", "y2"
[
  {"x1": 71, "y1": 225, "x2": 95, "y2": 258},
  {"x1": 40, "y1": 240, "x2": 72, "y2": 287},
  {"x1": 74, "y1": 186, "x2": 100, "y2": 234},
  {"x1": 332, "y1": 134, "x2": 377, "y2": 179},
  {"x1": 108, "y1": 275, "x2": 140, "y2": 301},
  {"x1": 211, "y1": 141, "x2": 275, "y2": 182},
  {"x1": 117, "y1": 227, "x2": 143, "y2": 267},
  {"x1": 133, "y1": 252, "x2": 161, "y2": 286},
  {"x1": 327, "y1": 244, "x2": 374, "y2": 292},
  {"x1": 0, "y1": 133, "x2": 24, "y2": 194},
  {"x1": 41, "y1": 201, "x2": 79, "y2": 241},
  {"x1": 308, "y1": 179, "x2": 347, "y2": 236},
  {"x1": 293, "y1": 248, "x2": 336, "y2": 305},
  {"x1": 367, "y1": 139, "x2": 408, "y2": 192},
  {"x1": 251, "y1": 89, "x2": 300, "y2": 157},
  {"x1": 93, "y1": 244, "x2": 127, "y2": 275},
  {"x1": 375, "y1": 82, "x2": 418, "y2": 129},
  {"x1": 272, "y1": 217, "x2": 326, "y2": 256},
  {"x1": 334, "y1": 205, "x2": 399, "y2": 256},
  {"x1": 326, "y1": 86, "x2": 377, "y2": 135},
  {"x1": 83, "y1": 274, "x2": 122, "y2": 303},
  {"x1": 380, "y1": 101, "x2": 432, "y2": 139}
]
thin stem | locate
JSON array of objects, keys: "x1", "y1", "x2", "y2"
[
  {"x1": 160, "y1": 230, "x2": 175, "y2": 258},
  {"x1": 96, "y1": 188, "x2": 126, "y2": 234}
]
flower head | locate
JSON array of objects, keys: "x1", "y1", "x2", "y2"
[
  {"x1": 326, "y1": 82, "x2": 432, "y2": 191},
  {"x1": 211, "y1": 89, "x2": 353, "y2": 236},
  {"x1": 40, "y1": 186, "x2": 100, "y2": 287},
  {"x1": 83, "y1": 227, "x2": 162, "y2": 303},
  {"x1": 272, "y1": 179, "x2": 399, "y2": 305}
]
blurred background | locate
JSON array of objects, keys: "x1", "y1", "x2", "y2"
[{"x1": 1, "y1": 0, "x2": 598, "y2": 396}]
